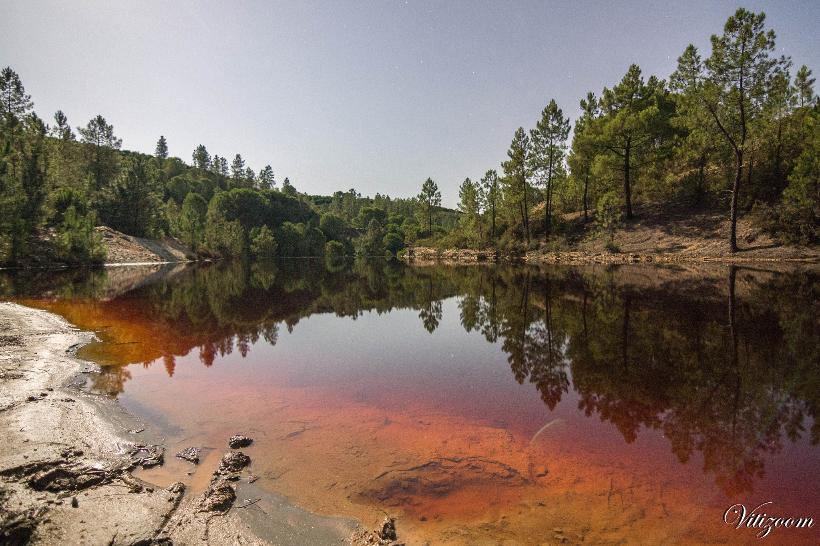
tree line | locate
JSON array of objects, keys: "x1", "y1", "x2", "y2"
[
  {"x1": 432, "y1": 8, "x2": 817, "y2": 251},
  {"x1": 1, "y1": 8, "x2": 816, "y2": 265},
  {"x1": 0, "y1": 66, "x2": 450, "y2": 265}
]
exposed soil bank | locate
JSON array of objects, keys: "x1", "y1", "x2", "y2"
[
  {"x1": 94, "y1": 226, "x2": 197, "y2": 265},
  {"x1": 406, "y1": 208, "x2": 819, "y2": 265},
  {"x1": 1, "y1": 226, "x2": 197, "y2": 270},
  {"x1": 0, "y1": 302, "x2": 373, "y2": 545}
]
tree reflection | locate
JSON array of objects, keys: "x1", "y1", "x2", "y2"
[{"x1": 3, "y1": 260, "x2": 817, "y2": 496}]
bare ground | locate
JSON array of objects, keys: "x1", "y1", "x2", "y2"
[
  {"x1": 95, "y1": 227, "x2": 197, "y2": 265},
  {"x1": 0, "y1": 302, "x2": 372, "y2": 546},
  {"x1": 409, "y1": 206, "x2": 818, "y2": 265}
]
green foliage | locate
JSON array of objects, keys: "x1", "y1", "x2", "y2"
[
  {"x1": 0, "y1": 66, "x2": 33, "y2": 118},
  {"x1": 78, "y1": 115, "x2": 121, "y2": 190},
  {"x1": 179, "y1": 193, "x2": 208, "y2": 250},
  {"x1": 2, "y1": 9, "x2": 818, "y2": 266},
  {"x1": 250, "y1": 225, "x2": 278, "y2": 257},
  {"x1": 325, "y1": 239, "x2": 346, "y2": 260},
  {"x1": 530, "y1": 99, "x2": 570, "y2": 238},
  {"x1": 765, "y1": 107, "x2": 819, "y2": 244},
  {"x1": 457, "y1": 177, "x2": 481, "y2": 246},
  {"x1": 502, "y1": 127, "x2": 533, "y2": 243},
  {"x1": 596, "y1": 191, "x2": 622, "y2": 247},
  {"x1": 204, "y1": 215, "x2": 246, "y2": 257},
  {"x1": 99, "y1": 156, "x2": 162, "y2": 237},
  {"x1": 357, "y1": 206, "x2": 387, "y2": 229},
  {"x1": 155, "y1": 135, "x2": 168, "y2": 160},
  {"x1": 55, "y1": 205, "x2": 105, "y2": 263},
  {"x1": 357, "y1": 219, "x2": 385, "y2": 256},
  {"x1": 192, "y1": 144, "x2": 210, "y2": 170},
  {"x1": 417, "y1": 177, "x2": 441, "y2": 234},
  {"x1": 319, "y1": 213, "x2": 346, "y2": 241},
  {"x1": 383, "y1": 231, "x2": 404, "y2": 256}
]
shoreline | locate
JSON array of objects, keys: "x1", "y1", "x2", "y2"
[
  {"x1": 0, "y1": 302, "x2": 363, "y2": 545},
  {"x1": 403, "y1": 246, "x2": 820, "y2": 266}
]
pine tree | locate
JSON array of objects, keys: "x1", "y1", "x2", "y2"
[
  {"x1": 588, "y1": 65, "x2": 670, "y2": 220},
  {"x1": 702, "y1": 8, "x2": 788, "y2": 251},
  {"x1": 794, "y1": 65, "x2": 816, "y2": 108},
  {"x1": 568, "y1": 92, "x2": 599, "y2": 220},
  {"x1": 244, "y1": 166, "x2": 256, "y2": 187},
  {"x1": 480, "y1": 169, "x2": 500, "y2": 242},
  {"x1": 155, "y1": 135, "x2": 168, "y2": 160},
  {"x1": 0, "y1": 67, "x2": 33, "y2": 119},
  {"x1": 78, "y1": 115, "x2": 122, "y2": 190},
  {"x1": 417, "y1": 177, "x2": 441, "y2": 235},
  {"x1": 530, "y1": 99, "x2": 570, "y2": 239},
  {"x1": 231, "y1": 154, "x2": 245, "y2": 185},
  {"x1": 192, "y1": 144, "x2": 210, "y2": 170},
  {"x1": 458, "y1": 177, "x2": 480, "y2": 244},
  {"x1": 51, "y1": 110, "x2": 75, "y2": 141},
  {"x1": 502, "y1": 127, "x2": 531, "y2": 243},
  {"x1": 281, "y1": 177, "x2": 297, "y2": 196},
  {"x1": 258, "y1": 165, "x2": 275, "y2": 189}
]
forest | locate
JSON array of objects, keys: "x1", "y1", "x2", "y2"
[{"x1": 0, "y1": 8, "x2": 816, "y2": 266}]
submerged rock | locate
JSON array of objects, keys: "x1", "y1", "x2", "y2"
[
  {"x1": 175, "y1": 447, "x2": 200, "y2": 465},
  {"x1": 219, "y1": 451, "x2": 251, "y2": 473},
  {"x1": 127, "y1": 444, "x2": 164, "y2": 469},
  {"x1": 228, "y1": 435, "x2": 253, "y2": 449}
]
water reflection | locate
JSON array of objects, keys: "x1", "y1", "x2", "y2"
[{"x1": 4, "y1": 260, "x2": 818, "y2": 504}]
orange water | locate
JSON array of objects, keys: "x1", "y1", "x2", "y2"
[{"x1": 10, "y1": 261, "x2": 819, "y2": 545}]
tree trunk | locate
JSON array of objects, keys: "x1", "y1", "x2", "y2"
[
  {"x1": 544, "y1": 182, "x2": 552, "y2": 241},
  {"x1": 583, "y1": 170, "x2": 589, "y2": 222},
  {"x1": 729, "y1": 150, "x2": 742, "y2": 253},
  {"x1": 774, "y1": 119, "x2": 783, "y2": 193},
  {"x1": 623, "y1": 143, "x2": 633, "y2": 219},
  {"x1": 491, "y1": 203, "x2": 496, "y2": 243},
  {"x1": 522, "y1": 172, "x2": 530, "y2": 244}
]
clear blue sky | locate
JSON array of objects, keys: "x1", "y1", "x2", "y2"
[{"x1": 2, "y1": 1, "x2": 818, "y2": 206}]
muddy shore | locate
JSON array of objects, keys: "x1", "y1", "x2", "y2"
[{"x1": 0, "y1": 302, "x2": 387, "y2": 546}]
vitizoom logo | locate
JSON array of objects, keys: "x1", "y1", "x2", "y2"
[{"x1": 724, "y1": 502, "x2": 815, "y2": 539}]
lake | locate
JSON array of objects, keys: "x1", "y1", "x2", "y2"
[{"x1": 4, "y1": 260, "x2": 818, "y2": 544}]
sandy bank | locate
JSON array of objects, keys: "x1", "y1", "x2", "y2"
[{"x1": 0, "y1": 302, "x2": 372, "y2": 545}]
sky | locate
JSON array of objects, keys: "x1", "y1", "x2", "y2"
[{"x1": 2, "y1": 1, "x2": 818, "y2": 206}]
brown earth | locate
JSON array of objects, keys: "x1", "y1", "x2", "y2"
[
  {"x1": 408, "y1": 206, "x2": 819, "y2": 265},
  {"x1": 95, "y1": 226, "x2": 197, "y2": 264}
]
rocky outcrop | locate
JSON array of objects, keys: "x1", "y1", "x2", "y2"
[{"x1": 404, "y1": 247, "x2": 521, "y2": 264}]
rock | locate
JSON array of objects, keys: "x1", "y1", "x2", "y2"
[
  {"x1": 228, "y1": 435, "x2": 253, "y2": 449},
  {"x1": 200, "y1": 478, "x2": 236, "y2": 512},
  {"x1": 70, "y1": 497, "x2": 78, "y2": 508},
  {"x1": 379, "y1": 517, "x2": 398, "y2": 541},
  {"x1": 175, "y1": 447, "x2": 200, "y2": 465},
  {"x1": 166, "y1": 482, "x2": 186, "y2": 495},
  {"x1": 127, "y1": 444, "x2": 164, "y2": 469},
  {"x1": 534, "y1": 465, "x2": 548, "y2": 478},
  {"x1": 219, "y1": 451, "x2": 251, "y2": 473}
]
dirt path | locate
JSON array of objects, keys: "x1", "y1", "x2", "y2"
[{"x1": 0, "y1": 302, "x2": 363, "y2": 545}]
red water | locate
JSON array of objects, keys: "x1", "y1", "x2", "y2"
[{"x1": 12, "y1": 262, "x2": 819, "y2": 545}]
